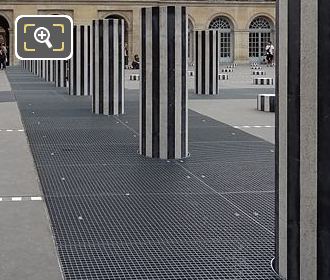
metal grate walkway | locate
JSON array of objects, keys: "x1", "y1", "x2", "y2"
[{"x1": 6, "y1": 66, "x2": 278, "y2": 280}]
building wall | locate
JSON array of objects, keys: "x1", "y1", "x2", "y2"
[{"x1": 0, "y1": 1, "x2": 275, "y2": 65}]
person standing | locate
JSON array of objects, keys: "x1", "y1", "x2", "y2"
[{"x1": 124, "y1": 43, "x2": 128, "y2": 68}]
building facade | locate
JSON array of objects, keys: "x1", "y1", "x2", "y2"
[{"x1": 0, "y1": 0, "x2": 275, "y2": 66}]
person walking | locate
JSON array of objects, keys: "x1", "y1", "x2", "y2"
[
  {"x1": 0, "y1": 48, "x2": 6, "y2": 70},
  {"x1": 265, "y1": 41, "x2": 275, "y2": 66}
]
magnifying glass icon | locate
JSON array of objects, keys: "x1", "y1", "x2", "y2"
[{"x1": 34, "y1": 27, "x2": 53, "y2": 49}]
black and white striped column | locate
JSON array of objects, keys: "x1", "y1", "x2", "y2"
[
  {"x1": 276, "y1": 0, "x2": 330, "y2": 279},
  {"x1": 54, "y1": 60, "x2": 68, "y2": 87},
  {"x1": 140, "y1": 6, "x2": 188, "y2": 159},
  {"x1": 91, "y1": 19, "x2": 124, "y2": 115},
  {"x1": 194, "y1": 30, "x2": 219, "y2": 95},
  {"x1": 69, "y1": 25, "x2": 91, "y2": 96}
]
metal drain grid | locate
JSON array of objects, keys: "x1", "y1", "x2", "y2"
[
  {"x1": 6, "y1": 67, "x2": 278, "y2": 280},
  {"x1": 57, "y1": 241, "x2": 277, "y2": 280},
  {"x1": 21, "y1": 116, "x2": 123, "y2": 129},
  {"x1": 182, "y1": 161, "x2": 274, "y2": 193},
  {"x1": 37, "y1": 163, "x2": 214, "y2": 196},
  {"x1": 45, "y1": 194, "x2": 273, "y2": 245},
  {"x1": 221, "y1": 192, "x2": 275, "y2": 232},
  {"x1": 24, "y1": 128, "x2": 138, "y2": 145},
  {"x1": 184, "y1": 142, "x2": 274, "y2": 164},
  {"x1": 30, "y1": 143, "x2": 144, "y2": 166}
]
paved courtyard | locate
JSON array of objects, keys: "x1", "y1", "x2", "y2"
[{"x1": 1, "y1": 64, "x2": 277, "y2": 279}]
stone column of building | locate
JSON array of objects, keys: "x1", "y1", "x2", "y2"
[
  {"x1": 54, "y1": 60, "x2": 68, "y2": 87},
  {"x1": 69, "y1": 25, "x2": 91, "y2": 96},
  {"x1": 194, "y1": 30, "x2": 219, "y2": 95},
  {"x1": 276, "y1": 0, "x2": 330, "y2": 279},
  {"x1": 91, "y1": 19, "x2": 124, "y2": 115},
  {"x1": 139, "y1": 6, "x2": 188, "y2": 159}
]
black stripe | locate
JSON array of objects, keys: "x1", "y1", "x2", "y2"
[
  {"x1": 92, "y1": 21, "x2": 96, "y2": 112},
  {"x1": 181, "y1": 6, "x2": 187, "y2": 157},
  {"x1": 287, "y1": 0, "x2": 301, "y2": 278},
  {"x1": 209, "y1": 31, "x2": 213, "y2": 94},
  {"x1": 141, "y1": 8, "x2": 146, "y2": 155},
  {"x1": 152, "y1": 7, "x2": 160, "y2": 158},
  {"x1": 73, "y1": 26, "x2": 77, "y2": 94},
  {"x1": 109, "y1": 20, "x2": 114, "y2": 115},
  {"x1": 261, "y1": 96, "x2": 265, "y2": 111},
  {"x1": 318, "y1": 0, "x2": 330, "y2": 277},
  {"x1": 99, "y1": 20, "x2": 104, "y2": 114},
  {"x1": 80, "y1": 26, "x2": 84, "y2": 95},
  {"x1": 269, "y1": 96, "x2": 275, "y2": 112},
  {"x1": 118, "y1": 20, "x2": 123, "y2": 114},
  {"x1": 195, "y1": 31, "x2": 199, "y2": 94},
  {"x1": 167, "y1": 6, "x2": 175, "y2": 159},
  {"x1": 201, "y1": 31, "x2": 205, "y2": 94},
  {"x1": 216, "y1": 31, "x2": 219, "y2": 94},
  {"x1": 88, "y1": 26, "x2": 90, "y2": 95}
]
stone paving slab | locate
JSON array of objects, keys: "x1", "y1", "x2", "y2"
[
  {"x1": 0, "y1": 70, "x2": 63, "y2": 280},
  {"x1": 0, "y1": 202, "x2": 63, "y2": 280}
]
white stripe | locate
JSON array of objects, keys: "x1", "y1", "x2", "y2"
[
  {"x1": 94, "y1": 21, "x2": 100, "y2": 114},
  {"x1": 84, "y1": 26, "x2": 89, "y2": 96},
  {"x1": 300, "y1": 0, "x2": 318, "y2": 278},
  {"x1": 103, "y1": 22, "x2": 109, "y2": 115},
  {"x1": 278, "y1": 0, "x2": 289, "y2": 276},
  {"x1": 159, "y1": 7, "x2": 168, "y2": 159},
  {"x1": 31, "y1": 196, "x2": 42, "y2": 201},
  {"x1": 205, "y1": 31, "x2": 209, "y2": 95},
  {"x1": 12, "y1": 197, "x2": 22, "y2": 201},
  {"x1": 113, "y1": 20, "x2": 119, "y2": 115},
  {"x1": 77, "y1": 27, "x2": 81, "y2": 95},
  {"x1": 145, "y1": 8, "x2": 153, "y2": 157}
]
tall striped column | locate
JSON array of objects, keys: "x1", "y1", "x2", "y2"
[
  {"x1": 194, "y1": 30, "x2": 219, "y2": 95},
  {"x1": 91, "y1": 19, "x2": 124, "y2": 115},
  {"x1": 69, "y1": 25, "x2": 91, "y2": 96},
  {"x1": 140, "y1": 6, "x2": 188, "y2": 159},
  {"x1": 54, "y1": 60, "x2": 68, "y2": 87},
  {"x1": 276, "y1": 0, "x2": 330, "y2": 279}
]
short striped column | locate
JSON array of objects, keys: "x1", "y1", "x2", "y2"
[
  {"x1": 253, "y1": 78, "x2": 273, "y2": 85},
  {"x1": 276, "y1": 0, "x2": 330, "y2": 279},
  {"x1": 129, "y1": 74, "x2": 140, "y2": 81},
  {"x1": 140, "y1": 6, "x2": 188, "y2": 159},
  {"x1": 54, "y1": 60, "x2": 68, "y2": 87},
  {"x1": 257, "y1": 94, "x2": 275, "y2": 112},
  {"x1": 91, "y1": 19, "x2": 124, "y2": 115},
  {"x1": 69, "y1": 25, "x2": 91, "y2": 96},
  {"x1": 194, "y1": 30, "x2": 219, "y2": 95},
  {"x1": 218, "y1": 73, "x2": 228, "y2": 80}
]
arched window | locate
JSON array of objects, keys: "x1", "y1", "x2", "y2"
[
  {"x1": 105, "y1": 14, "x2": 128, "y2": 45},
  {"x1": 0, "y1": 15, "x2": 10, "y2": 65},
  {"x1": 249, "y1": 16, "x2": 273, "y2": 62},
  {"x1": 209, "y1": 16, "x2": 233, "y2": 63}
]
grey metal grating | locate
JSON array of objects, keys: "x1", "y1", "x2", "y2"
[
  {"x1": 6, "y1": 67, "x2": 279, "y2": 280},
  {"x1": 38, "y1": 163, "x2": 214, "y2": 196}
]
